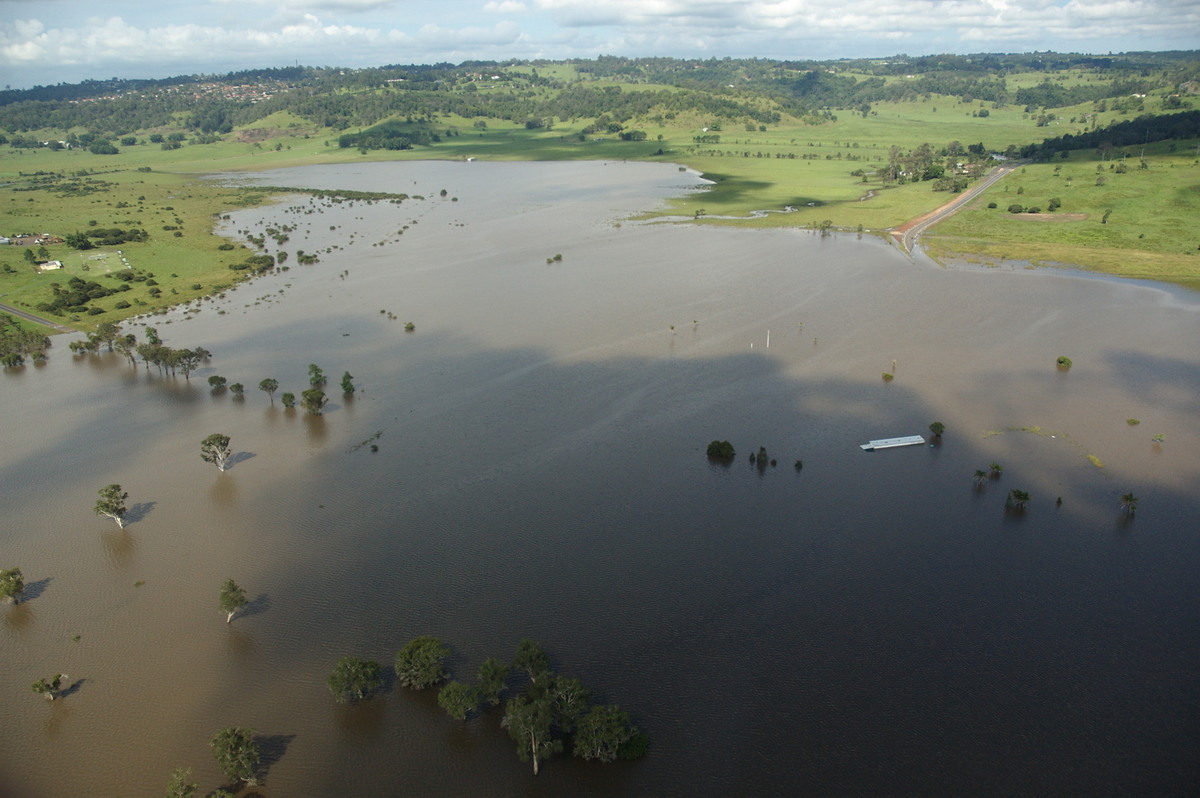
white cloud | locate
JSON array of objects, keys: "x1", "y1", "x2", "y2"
[{"x1": 483, "y1": 0, "x2": 528, "y2": 12}]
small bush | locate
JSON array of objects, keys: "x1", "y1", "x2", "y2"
[
  {"x1": 1056, "y1": 356, "x2": 1072, "y2": 369},
  {"x1": 706, "y1": 440, "x2": 736, "y2": 459},
  {"x1": 1007, "y1": 204, "x2": 1025, "y2": 214}
]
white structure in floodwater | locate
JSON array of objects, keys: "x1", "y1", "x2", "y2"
[{"x1": 860, "y1": 435, "x2": 925, "y2": 451}]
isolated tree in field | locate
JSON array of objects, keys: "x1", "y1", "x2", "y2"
[
  {"x1": 395, "y1": 636, "x2": 450, "y2": 689},
  {"x1": 219, "y1": 578, "x2": 248, "y2": 623},
  {"x1": 308, "y1": 364, "x2": 325, "y2": 386},
  {"x1": 502, "y1": 693, "x2": 561, "y2": 776},
  {"x1": 512, "y1": 638, "x2": 550, "y2": 684},
  {"x1": 438, "y1": 681, "x2": 480, "y2": 720},
  {"x1": 258, "y1": 378, "x2": 279, "y2": 404},
  {"x1": 200, "y1": 433, "x2": 232, "y2": 472},
  {"x1": 94, "y1": 484, "x2": 129, "y2": 528},
  {"x1": 210, "y1": 726, "x2": 260, "y2": 786},
  {"x1": 327, "y1": 656, "x2": 382, "y2": 703},
  {"x1": 340, "y1": 371, "x2": 355, "y2": 394},
  {"x1": 31, "y1": 673, "x2": 67, "y2": 701},
  {"x1": 1, "y1": 567, "x2": 25, "y2": 604},
  {"x1": 280, "y1": 392, "x2": 296, "y2": 409},
  {"x1": 1120, "y1": 492, "x2": 1139, "y2": 517},
  {"x1": 573, "y1": 704, "x2": 639, "y2": 762},
  {"x1": 300, "y1": 388, "x2": 327, "y2": 415},
  {"x1": 1006, "y1": 489, "x2": 1030, "y2": 510},
  {"x1": 164, "y1": 766, "x2": 198, "y2": 798},
  {"x1": 477, "y1": 657, "x2": 510, "y2": 706},
  {"x1": 929, "y1": 421, "x2": 945, "y2": 438}
]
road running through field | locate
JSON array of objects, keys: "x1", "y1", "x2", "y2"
[
  {"x1": 890, "y1": 162, "x2": 1022, "y2": 256},
  {"x1": 0, "y1": 300, "x2": 75, "y2": 333}
]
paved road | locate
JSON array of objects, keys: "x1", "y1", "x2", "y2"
[
  {"x1": 0, "y1": 301, "x2": 75, "y2": 333},
  {"x1": 891, "y1": 162, "x2": 1022, "y2": 256}
]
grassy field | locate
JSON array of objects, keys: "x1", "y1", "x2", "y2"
[
  {"x1": 2, "y1": 84, "x2": 1198, "y2": 337},
  {"x1": 926, "y1": 141, "x2": 1200, "y2": 289}
]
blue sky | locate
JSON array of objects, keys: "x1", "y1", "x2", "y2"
[{"x1": 2, "y1": 0, "x2": 1198, "y2": 89}]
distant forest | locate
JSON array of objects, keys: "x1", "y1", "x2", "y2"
[{"x1": 1, "y1": 51, "x2": 1197, "y2": 146}]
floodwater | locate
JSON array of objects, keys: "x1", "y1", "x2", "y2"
[{"x1": 2, "y1": 160, "x2": 1198, "y2": 797}]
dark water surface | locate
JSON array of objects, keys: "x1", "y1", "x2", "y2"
[{"x1": 2, "y1": 161, "x2": 1198, "y2": 797}]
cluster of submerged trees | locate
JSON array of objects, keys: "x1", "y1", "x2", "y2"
[
  {"x1": 327, "y1": 637, "x2": 647, "y2": 777},
  {"x1": 59, "y1": 320, "x2": 358, "y2": 417}
]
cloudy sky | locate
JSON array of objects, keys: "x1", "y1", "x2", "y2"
[{"x1": 2, "y1": 0, "x2": 1197, "y2": 89}]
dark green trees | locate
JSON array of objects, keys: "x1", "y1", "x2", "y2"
[
  {"x1": 209, "y1": 727, "x2": 260, "y2": 786},
  {"x1": 300, "y1": 388, "x2": 327, "y2": 415},
  {"x1": 1120, "y1": 492, "x2": 1139, "y2": 517},
  {"x1": 32, "y1": 673, "x2": 67, "y2": 701},
  {"x1": 280, "y1": 392, "x2": 296, "y2": 409},
  {"x1": 94, "y1": 484, "x2": 129, "y2": 529},
  {"x1": 706, "y1": 440, "x2": 736, "y2": 459},
  {"x1": 0, "y1": 567, "x2": 24, "y2": 604},
  {"x1": 395, "y1": 636, "x2": 450, "y2": 689},
  {"x1": 200, "y1": 433, "x2": 232, "y2": 471},
  {"x1": 327, "y1": 656, "x2": 383, "y2": 703},
  {"x1": 258, "y1": 378, "x2": 279, "y2": 404},
  {"x1": 340, "y1": 371, "x2": 355, "y2": 394},
  {"x1": 929, "y1": 421, "x2": 945, "y2": 437},
  {"x1": 219, "y1": 579, "x2": 248, "y2": 623}
]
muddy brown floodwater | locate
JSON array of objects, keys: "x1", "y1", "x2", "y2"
[{"x1": 2, "y1": 160, "x2": 1198, "y2": 797}]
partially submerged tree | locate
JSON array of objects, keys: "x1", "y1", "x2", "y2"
[
  {"x1": 300, "y1": 388, "x2": 327, "y2": 416},
  {"x1": 973, "y1": 469, "x2": 988, "y2": 487},
  {"x1": 228, "y1": 382, "x2": 244, "y2": 398},
  {"x1": 219, "y1": 578, "x2": 248, "y2": 623},
  {"x1": 502, "y1": 693, "x2": 562, "y2": 776},
  {"x1": 94, "y1": 484, "x2": 129, "y2": 528},
  {"x1": 207, "y1": 374, "x2": 227, "y2": 391},
  {"x1": 512, "y1": 638, "x2": 550, "y2": 684},
  {"x1": 308, "y1": 364, "x2": 326, "y2": 386},
  {"x1": 437, "y1": 681, "x2": 480, "y2": 721},
  {"x1": 929, "y1": 421, "x2": 945, "y2": 438},
  {"x1": 477, "y1": 657, "x2": 509, "y2": 706},
  {"x1": 280, "y1": 392, "x2": 296, "y2": 409},
  {"x1": 210, "y1": 726, "x2": 260, "y2": 787},
  {"x1": 1, "y1": 567, "x2": 25, "y2": 604},
  {"x1": 31, "y1": 673, "x2": 67, "y2": 701},
  {"x1": 164, "y1": 766, "x2": 198, "y2": 798},
  {"x1": 1120, "y1": 492, "x2": 1139, "y2": 517},
  {"x1": 327, "y1": 656, "x2": 383, "y2": 703},
  {"x1": 258, "y1": 378, "x2": 279, "y2": 404},
  {"x1": 341, "y1": 371, "x2": 355, "y2": 395},
  {"x1": 200, "y1": 433, "x2": 232, "y2": 472},
  {"x1": 395, "y1": 636, "x2": 450, "y2": 689},
  {"x1": 1006, "y1": 489, "x2": 1031, "y2": 510},
  {"x1": 706, "y1": 440, "x2": 735, "y2": 459},
  {"x1": 573, "y1": 704, "x2": 640, "y2": 762}
]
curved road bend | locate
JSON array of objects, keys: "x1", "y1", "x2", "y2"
[
  {"x1": 0, "y1": 301, "x2": 76, "y2": 333},
  {"x1": 890, "y1": 162, "x2": 1022, "y2": 256}
]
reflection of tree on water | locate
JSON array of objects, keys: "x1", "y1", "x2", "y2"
[
  {"x1": 304, "y1": 413, "x2": 328, "y2": 446},
  {"x1": 336, "y1": 696, "x2": 387, "y2": 742},
  {"x1": 3, "y1": 601, "x2": 35, "y2": 632},
  {"x1": 210, "y1": 472, "x2": 238, "y2": 508},
  {"x1": 102, "y1": 528, "x2": 135, "y2": 568}
]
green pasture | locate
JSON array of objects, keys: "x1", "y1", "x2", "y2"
[{"x1": 926, "y1": 141, "x2": 1200, "y2": 289}]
